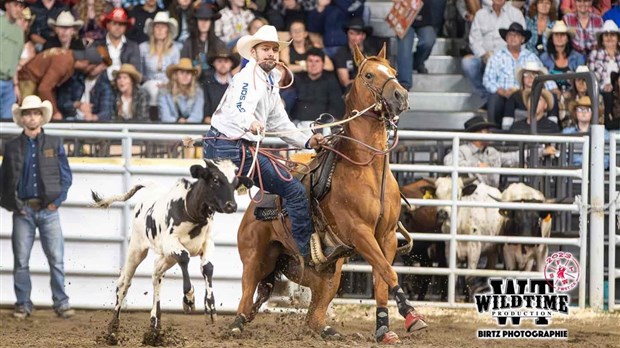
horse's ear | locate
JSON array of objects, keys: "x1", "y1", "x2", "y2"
[
  {"x1": 377, "y1": 42, "x2": 387, "y2": 60},
  {"x1": 353, "y1": 44, "x2": 365, "y2": 67}
]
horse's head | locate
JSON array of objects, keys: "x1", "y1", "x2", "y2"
[{"x1": 351, "y1": 43, "x2": 409, "y2": 118}]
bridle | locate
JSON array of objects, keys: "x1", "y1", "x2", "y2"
[{"x1": 355, "y1": 58, "x2": 401, "y2": 122}]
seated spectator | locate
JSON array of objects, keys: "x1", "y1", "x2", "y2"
[
  {"x1": 587, "y1": 20, "x2": 620, "y2": 122},
  {"x1": 99, "y1": 8, "x2": 141, "y2": 81},
  {"x1": 609, "y1": 71, "x2": 620, "y2": 128},
  {"x1": 503, "y1": 62, "x2": 553, "y2": 126},
  {"x1": 1, "y1": 0, "x2": 26, "y2": 120},
  {"x1": 74, "y1": 0, "x2": 108, "y2": 45},
  {"x1": 510, "y1": 89, "x2": 560, "y2": 133},
  {"x1": 214, "y1": 0, "x2": 255, "y2": 49},
  {"x1": 306, "y1": 0, "x2": 365, "y2": 58},
  {"x1": 561, "y1": 0, "x2": 611, "y2": 16},
  {"x1": 168, "y1": 0, "x2": 194, "y2": 46},
  {"x1": 280, "y1": 20, "x2": 333, "y2": 73},
  {"x1": 158, "y1": 58, "x2": 203, "y2": 123},
  {"x1": 483, "y1": 22, "x2": 550, "y2": 124},
  {"x1": 444, "y1": 115, "x2": 556, "y2": 187},
  {"x1": 540, "y1": 21, "x2": 585, "y2": 92},
  {"x1": 43, "y1": 11, "x2": 85, "y2": 50},
  {"x1": 17, "y1": 46, "x2": 106, "y2": 120},
  {"x1": 28, "y1": 0, "x2": 67, "y2": 50},
  {"x1": 203, "y1": 45, "x2": 239, "y2": 123},
  {"x1": 397, "y1": 0, "x2": 437, "y2": 90},
  {"x1": 562, "y1": 65, "x2": 605, "y2": 127},
  {"x1": 140, "y1": 11, "x2": 180, "y2": 107},
  {"x1": 265, "y1": 0, "x2": 305, "y2": 31},
  {"x1": 603, "y1": 0, "x2": 620, "y2": 26},
  {"x1": 526, "y1": 0, "x2": 556, "y2": 55},
  {"x1": 333, "y1": 17, "x2": 375, "y2": 90},
  {"x1": 181, "y1": 3, "x2": 223, "y2": 79},
  {"x1": 461, "y1": 0, "x2": 525, "y2": 107},
  {"x1": 248, "y1": 16, "x2": 268, "y2": 35},
  {"x1": 562, "y1": 96, "x2": 610, "y2": 167},
  {"x1": 126, "y1": 0, "x2": 159, "y2": 44},
  {"x1": 290, "y1": 48, "x2": 344, "y2": 126},
  {"x1": 563, "y1": 0, "x2": 604, "y2": 54},
  {"x1": 75, "y1": 47, "x2": 114, "y2": 122},
  {"x1": 112, "y1": 63, "x2": 149, "y2": 121}
]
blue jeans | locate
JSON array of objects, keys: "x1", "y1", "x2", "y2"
[
  {"x1": 12, "y1": 206, "x2": 69, "y2": 312},
  {"x1": 396, "y1": 25, "x2": 437, "y2": 90},
  {"x1": 0, "y1": 79, "x2": 16, "y2": 120},
  {"x1": 431, "y1": 0, "x2": 447, "y2": 34},
  {"x1": 461, "y1": 56, "x2": 488, "y2": 102},
  {"x1": 203, "y1": 129, "x2": 313, "y2": 255}
]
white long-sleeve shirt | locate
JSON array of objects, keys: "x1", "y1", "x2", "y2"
[
  {"x1": 211, "y1": 59, "x2": 311, "y2": 148},
  {"x1": 469, "y1": 3, "x2": 525, "y2": 58}
]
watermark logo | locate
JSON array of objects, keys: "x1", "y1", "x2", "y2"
[
  {"x1": 544, "y1": 251, "x2": 580, "y2": 293},
  {"x1": 474, "y1": 278, "x2": 571, "y2": 339}
]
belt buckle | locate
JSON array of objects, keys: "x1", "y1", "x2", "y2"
[{"x1": 26, "y1": 199, "x2": 42, "y2": 211}]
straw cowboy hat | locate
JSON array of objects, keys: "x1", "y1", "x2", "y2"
[
  {"x1": 463, "y1": 115, "x2": 499, "y2": 132},
  {"x1": 544, "y1": 20, "x2": 575, "y2": 38},
  {"x1": 499, "y1": 22, "x2": 532, "y2": 42},
  {"x1": 166, "y1": 58, "x2": 199, "y2": 79},
  {"x1": 523, "y1": 89, "x2": 555, "y2": 112},
  {"x1": 569, "y1": 95, "x2": 592, "y2": 114},
  {"x1": 11, "y1": 95, "x2": 53, "y2": 128},
  {"x1": 113, "y1": 63, "x2": 143, "y2": 85},
  {"x1": 145, "y1": 11, "x2": 179, "y2": 39},
  {"x1": 48, "y1": 11, "x2": 83, "y2": 29},
  {"x1": 236, "y1": 25, "x2": 291, "y2": 61},
  {"x1": 100, "y1": 7, "x2": 135, "y2": 28},
  {"x1": 516, "y1": 61, "x2": 548, "y2": 87}
]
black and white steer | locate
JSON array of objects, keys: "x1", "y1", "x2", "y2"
[{"x1": 92, "y1": 159, "x2": 252, "y2": 337}]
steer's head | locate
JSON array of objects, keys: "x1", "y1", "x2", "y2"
[
  {"x1": 190, "y1": 159, "x2": 253, "y2": 214},
  {"x1": 433, "y1": 177, "x2": 477, "y2": 225},
  {"x1": 496, "y1": 183, "x2": 551, "y2": 238}
]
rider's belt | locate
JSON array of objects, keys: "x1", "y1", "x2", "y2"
[
  {"x1": 211, "y1": 126, "x2": 257, "y2": 147},
  {"x1": 24, "y1": 199, "x2": 43, "y2": 211}
]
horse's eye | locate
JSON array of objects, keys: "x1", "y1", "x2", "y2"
[
  {"x1": 365, "y1": 73, "x2": 373, "y2": 79},
  {"x1": 212, "y1": 177, "x2": 219, "y2": 184}
]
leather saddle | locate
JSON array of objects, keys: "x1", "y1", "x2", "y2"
[{"x1": 253, "y1": 145, "x2": 353, "y2": 273}]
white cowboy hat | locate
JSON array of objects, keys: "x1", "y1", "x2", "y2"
[
  {"x1": 575, "y1": 65, "x2": 590, "y2": 73},
  {"x1": 144, "y1": 11, "x2": 178, "y2": 39},
  {"x1": 596, "y1": 20, "x2": 620, "y2": 40},
  {"x1": 11, "y1": 95, "x2": 53, "y2": 128},
  {"x1": 516, "y1": 61, "x2": 548, "y2": 87},
  {"x1": 47, "y1": 11, "x2": 83, "y2": 29},
  {"x1": 544, "y1": 20, "x2": 575, "y2": 38},
  {"x1": 236, "y1": 25, "x2": 291, "y2": 61}
]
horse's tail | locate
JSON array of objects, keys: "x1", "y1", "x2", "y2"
[
  {"x1": 396, "y1": 221, "x2": 413, "y2": 255},
  {"x1": 91, "y1": 185, "x2": 145, "y2": 208}
]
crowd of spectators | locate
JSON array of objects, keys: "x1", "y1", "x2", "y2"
[{"x1": 1, "y1": 0, "x2": 619, "y2": 132}]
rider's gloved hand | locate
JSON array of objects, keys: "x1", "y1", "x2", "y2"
[
  {"x1": 307, "y1": 133, "x2": 325, "y2": 150},
  {"x1": 248, "y1": 121, "x2": 265, "y2": 135}
]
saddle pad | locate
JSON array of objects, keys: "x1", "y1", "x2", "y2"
[{"x1": 254, "y1": 193, "x2": 287, "y2": 221}]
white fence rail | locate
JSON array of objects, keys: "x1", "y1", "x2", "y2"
[
  {"x1": 609, "y1": 134, "x2": 620, "y2": 312},
  {"x1": 0, "y1": 125, "x2": 612, "y2": 311}
]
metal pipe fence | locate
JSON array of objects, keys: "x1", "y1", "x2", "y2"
[{"x1": 609, "y1": 134, "x2": 620, "y2": 312}]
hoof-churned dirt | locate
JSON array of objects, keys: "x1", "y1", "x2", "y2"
[{"x1": 0, "y1": 306, "x2": 618, "y2": 347}]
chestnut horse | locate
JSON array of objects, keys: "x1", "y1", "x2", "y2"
[{"x1": 230, "y1": 44, "x2": 427, "y2": 344}]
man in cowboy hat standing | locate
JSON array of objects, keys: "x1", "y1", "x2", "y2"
[
  {"x1": 203, "y1": 25, "x2": 327, "y2": 261},
  {"x1": 0, "y1": 95, "x2": 74, "y2": 319},
  {"x1": 483, "y1": 22, "x2": 555, "y2": 124},
  {"x1": 43, "y1": 10, "x2": 84, "y2": 50},
  {"x1": 0, "y1": 0, "x2": 25, "y2": 119},
  {"x1": 444, "y1": 115, "x2": 556, "y2": 187},
  {"x1": 28, "y1": 0, "x2": 67, "y2": 49}
]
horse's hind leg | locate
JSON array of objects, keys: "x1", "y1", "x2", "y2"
[{"x1": 248, "y1": 271, "x2": 276, "y2": 322}]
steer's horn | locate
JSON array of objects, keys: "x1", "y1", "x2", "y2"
[
  {"x1": 487, "y1": 193, "x2": 502, "y2": 202},
  {"x1": 462, "y1": 177, "x2": 477, "y2": 186},
  {"x1": 422, "y1": 177, "x2": 437, "y2": 185}
]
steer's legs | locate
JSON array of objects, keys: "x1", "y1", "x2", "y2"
[
  {"x1": 108, "y1": 238, "x2": 148, "y2": 338},
  {"x1": 150, "y1": 256, "x2": 176, "y2": 330},
  {"x1": 354, "y1": 227, "x2": 427, "y2": 332},
  {"x1": 200, "y1": 225, "x2": 216, "y2": 322}
]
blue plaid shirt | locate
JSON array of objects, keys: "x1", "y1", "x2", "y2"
[
  {"x1": 483, "y1": 47, "x2": 556, "y2": 93},
  {"x1": 17, "y1": 134, "x2": 72, "y2": 207}
]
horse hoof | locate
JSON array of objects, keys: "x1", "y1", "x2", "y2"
[
  {"x1": 378, "y1": 331, "x2": 401, "y2": 344},
  {"x1": 320, "y1": 326, "x2": 342, "y2": 340},
  {"x1": 230, "y1": 327, "x2": 242, "y2": 337},
  {"x1": 405, "y1": 311, "x2": 428, "y2": 332}
]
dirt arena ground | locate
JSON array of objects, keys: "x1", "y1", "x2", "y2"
[{"x1": 1, "y1": 305, "x2": 618, "y2": 347}]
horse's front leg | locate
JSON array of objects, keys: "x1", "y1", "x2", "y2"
[
  {"x1": 373, "y1": 230, "x2": 400, "y2": 344},
  {"x1": 353, "y1": 226, "x2": 428, "y2": 333}
]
